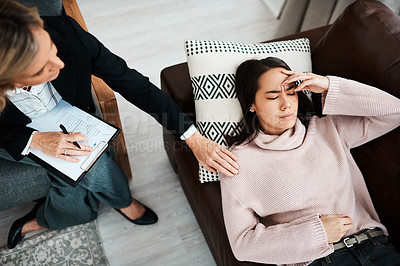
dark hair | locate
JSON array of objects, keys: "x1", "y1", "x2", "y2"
[{"x1": 226, "y1": 57, "x2": 313, "y2": 147}]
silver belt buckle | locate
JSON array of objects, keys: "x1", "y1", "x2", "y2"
[{"x1": 343, "y1": 237, "x2": 354, "y2": 248}]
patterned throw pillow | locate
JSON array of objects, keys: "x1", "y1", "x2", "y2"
[{"x1": 185, "y1": 38, "x2": 312, "y2": 183}]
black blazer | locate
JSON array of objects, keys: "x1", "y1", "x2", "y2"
[{"x1": 0, "y1": 16, "x2": 193, "y2": 160}]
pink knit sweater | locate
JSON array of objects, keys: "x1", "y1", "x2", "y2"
[{"x1": 220, "y1": 76, "x2": 400, "y2": 266}]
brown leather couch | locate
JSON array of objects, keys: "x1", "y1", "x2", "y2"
[{"x1": 161, "y1": 1, "x2": 400, "y2": 265}]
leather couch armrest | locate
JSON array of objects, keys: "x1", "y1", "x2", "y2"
[
  {"x1": 161, "y1": 63, "x2": 196, "y2": 123},
  {"x1": 267, "y1": 25, "x2": 331, "y2": 55}
]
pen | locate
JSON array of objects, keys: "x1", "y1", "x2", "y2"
[{"x1": 59, "y1": 124, "x2": 81, "y2": 149}]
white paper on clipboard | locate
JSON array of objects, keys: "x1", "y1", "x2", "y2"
[
  {"x1": 27, "y1": 100, "x2": 118, "y2": 182},
  {"x1": 80, "y1": 141, "x2": 108, "y2": 170}
]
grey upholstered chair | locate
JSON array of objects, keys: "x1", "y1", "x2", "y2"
[
  {"x1": 0, "y1": 158, "x2": 49, "y2": 211},
  {"x1": 16, "y1": 0, "x2": 63, "y2": 16}
]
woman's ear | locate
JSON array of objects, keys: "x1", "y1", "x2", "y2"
[
  {"x1": 249, "y1": 104, "x2": 256, "y2": 113},
  {"x1": 11, "y1": 80, "x2": 23, "y2": 89}
]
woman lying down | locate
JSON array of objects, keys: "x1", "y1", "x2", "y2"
[{"x1": 220, "y1": 57, "x2": 400, "y2": 266}]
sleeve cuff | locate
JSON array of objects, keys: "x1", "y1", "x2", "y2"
[
  {"x1": 312, "y1": 213, "x2": 334, "y2": 255},
  {"x1": 180, "y1": 124, "x2": 197, "y2": 140},
  {"x1": 21, "y1": 131, "x2": 36, "y2": 156},
  {"x1": 322, "y1": 76, "x2": 341, "y2": 115}
]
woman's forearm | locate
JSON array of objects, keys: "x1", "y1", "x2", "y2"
[{"x1": 321, "y1": 76, "x2": 400, "y2": 148}]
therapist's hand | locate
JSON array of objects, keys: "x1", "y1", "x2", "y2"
[
  {"x1": 185, "y1": 131, "x2": 239, "y2": 177},
  {"x1": 30, "y1": 131, "x2": 93, "y2": 162}
]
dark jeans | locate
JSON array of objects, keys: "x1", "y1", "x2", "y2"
[
  {"x1": 309, "y1": 235, "x2": 400, "y2": 266},
  {"x1": 36, "y1": 152, "x2": 133, "y2": 229}
]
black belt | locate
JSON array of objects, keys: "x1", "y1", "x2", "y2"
[{"x1": 333, "y1": 229, "x2": 384, "y2": 251}]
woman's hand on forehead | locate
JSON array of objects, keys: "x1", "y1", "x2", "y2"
[{"x1": 281, "y1": 69, "x2": 329, "y2": 94}]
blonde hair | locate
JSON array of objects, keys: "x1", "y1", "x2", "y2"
[{"x1": 0, "y1": 0, "x2": 43, "y2": 112}]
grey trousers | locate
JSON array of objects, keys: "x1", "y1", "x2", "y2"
[{"x1": 0, "y1": 148, "x2": 132, "y2": 229}]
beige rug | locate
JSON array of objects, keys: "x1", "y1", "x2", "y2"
[{"x1": 0, "y1": 221, "x2": 108, "y2": 266}]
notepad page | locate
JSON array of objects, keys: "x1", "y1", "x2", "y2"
[{"x1": 27, "y1": 100, "x2": 117, "y2": 181}]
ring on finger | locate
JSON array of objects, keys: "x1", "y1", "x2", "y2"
[{"x1": 64, "y1": 148, "x2": 68, "y2": 156}]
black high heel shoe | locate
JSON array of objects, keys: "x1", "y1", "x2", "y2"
[
  {"x1": 8, "y1": 200, "x2": 44, "y2": 249},
  {"x1": 114, "y1": 202, "x2": 158, "y2": 225}
]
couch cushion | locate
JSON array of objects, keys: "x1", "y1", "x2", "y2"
[
  {"x1": 185, "y1": 38, "x2": 313, "y2": 183},
  {"x1": 313, "y1": 0, "x2": 400, "y2": 98},
  {"x1": 313, "y1": 0, "x2": 400, "y2": 251}
]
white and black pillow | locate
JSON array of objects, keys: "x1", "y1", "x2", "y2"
[{"x1": 185, "y1": 38, "x2": 312, "y2": 183}]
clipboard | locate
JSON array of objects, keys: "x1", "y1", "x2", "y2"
[{"x1": 27, "y1": 100, "x2": 121, "y2": 187}]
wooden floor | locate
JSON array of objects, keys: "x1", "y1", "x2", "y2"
[{"x1": 0, "y1": 1, "x2": 279, "y2": 265}]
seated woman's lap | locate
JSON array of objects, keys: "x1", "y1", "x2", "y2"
[{"x1": 0, "y1": 148, "x2": 132, "y2": 229}]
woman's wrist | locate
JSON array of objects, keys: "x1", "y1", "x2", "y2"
[
  {"x1": 322, "y1": 76, "x2": 330, "y2": 93},
  {"x1": 30, "y1": 131, "x2": 41, "y2": 150}
]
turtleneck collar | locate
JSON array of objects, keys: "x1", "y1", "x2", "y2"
[{"x1": 253, "y1": 119, "x2": 306, "y2": 150}]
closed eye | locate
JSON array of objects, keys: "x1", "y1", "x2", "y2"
[
  {"x1": 266, "y1": 85, "x2": 296, "y2": 100},
  {"x1": 287, "y1": 85, "x2": 296, "y2": 96}
]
